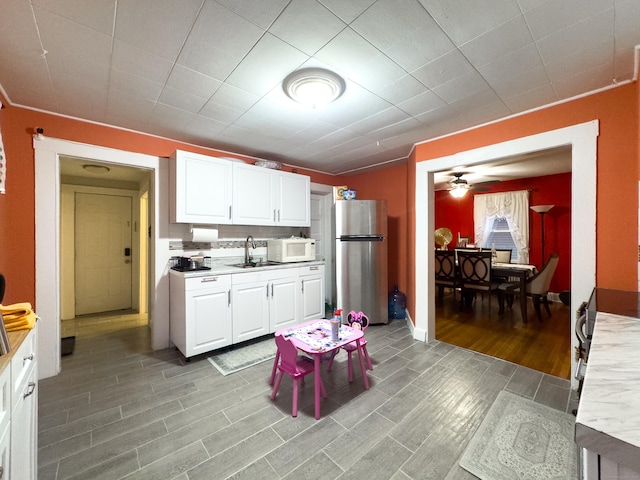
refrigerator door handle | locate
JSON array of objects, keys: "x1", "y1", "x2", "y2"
[{"x1": 339, "y1": 235, "x2": 385, "y2": 241}]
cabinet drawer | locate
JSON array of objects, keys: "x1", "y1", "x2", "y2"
[
  {"x1": 11, "y1": 327, "x2": 37, "y2": 408},
  {"x1": 300, "y1": 264, "x2": 324, "y2": 276},
  {"x1": 185, "y1": 275, "x2": 231, "y2": 292}
]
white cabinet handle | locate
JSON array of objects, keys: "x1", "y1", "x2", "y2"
[
  {"x1": 310, "y1": 266, "x2": 318, "y2": 271},
  {"x1": 200, "y1": 277, "x2": 218, "y2": 283},
  {"x1": 23, "y1": 381, "x2": 36, "y2": 399},
  {"x1": 301, "y1": 280, "x2": 304, "y2": 293}
]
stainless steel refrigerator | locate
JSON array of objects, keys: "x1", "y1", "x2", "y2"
[{"x1": 334, "y1": 200, "x2": 388, "y2": 325}]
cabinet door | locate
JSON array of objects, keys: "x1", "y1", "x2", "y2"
[
  {"x1": 270, "y1": 276, "x2": 299, "y2": 332},
  {"x1": 188, "y1": 286, "x2": 232, "y2": 356},
  {"x1": 232, "y1": 281, "x2": 270, "y2": 343},
  {"x1": 301, "y1": 273, "x2": 325, "y2": 321},
  {"x1": 171, "y1": 151, "x2": 232, "y2": 224},
  {"x1": 11, "y1": 366, "x2": 37, "y2": 480},
  {"x1": 0, "y1": 366, "x2": 9, "y2": 480},
  {"x1": 275, "y1": 171, "x2": 310, "y2": 226},
  {"x1": 232, "y1": 163, "x2": 275, "y2": 225},
  {"x1": 0, "y1": 422, "x2": 8, "y2": 480}
]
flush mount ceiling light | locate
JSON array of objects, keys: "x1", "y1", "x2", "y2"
[
  {"x1": 283, "y1": 68, "x2": 345, "y2": 107},
  {"x1": 82, "y1": 164, "x2": 110, "y2": 174}
]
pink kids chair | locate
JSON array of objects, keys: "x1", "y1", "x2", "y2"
[
  {"x1": 327, "y1": 311, "x2": 373, "y2": 382},
  {"x1": 271, "y1": 334, "x2": 327, "y2": 417}
]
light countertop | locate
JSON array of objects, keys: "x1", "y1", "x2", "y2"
[
  {"x1": 169, "y1": 258, "x2": 325, "y2": 277},
  {"x1": 575, "y1": 311, "x2": 640, "y2": 472}
]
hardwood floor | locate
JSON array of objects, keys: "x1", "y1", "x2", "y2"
[{"x1": 435, "y1": 290, "x2": 573, "y2": 379}]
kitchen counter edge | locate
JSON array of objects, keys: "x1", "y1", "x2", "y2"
[
  {"x1": 0, "y1": 328, "x2": 33, "y2": 372},
  {"x1": 169, "y1": 259, "x2": 326, "y2": 277},
  {"x1": 575, "y1": 311, "x2": 640, "y2": 472}
]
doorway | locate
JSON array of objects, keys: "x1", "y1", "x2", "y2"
[
  {"x1": 311, "y1": 183, "x2": 334, "y2": 310},
  {"x1": 35, "y1": 138, "x2": 167, "y2": 379},
  {"x1": 414, "y1": 121, "x2": 598, "y2": 389}
]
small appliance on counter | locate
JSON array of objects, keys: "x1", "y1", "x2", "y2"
[
  {"x1": 267, "y1": 237, "x2": 316, "y2": 263},
  {"x1": 171, "y1": 255, "x2": 212, "y2": 272}
]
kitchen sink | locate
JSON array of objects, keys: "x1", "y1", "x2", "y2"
[{"x1": 227, "y1": 261, "x2": 281, "y2": 268}]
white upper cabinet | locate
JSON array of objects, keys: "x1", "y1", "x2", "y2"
[
  {"x1": 232, "y1": 162, "x2": 275, "y2": 226},
  {"x1": 232, "y1": 162, "x2": 310, "y2": 227},
  {"x1": 276, "y1": 170, "x2": 310, "y2": 226},
  {"x1": 170, "y1": 150, "x2": 233, "y2": 224}
]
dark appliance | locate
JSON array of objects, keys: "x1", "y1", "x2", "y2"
[{"x1": 171, "y1": 256, "x2": 211, "y2": 272}]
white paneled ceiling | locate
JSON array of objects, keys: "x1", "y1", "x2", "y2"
[{"x1": 1, "y1": 0, "x2": 639, "y2": 175}]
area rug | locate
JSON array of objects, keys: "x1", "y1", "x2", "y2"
[
  {"x1": 459, "y1": 390, "x2": 577, "y2": 480},
  {"x1": 207, "y1": 337, "x2": 276, "y2": 376}
]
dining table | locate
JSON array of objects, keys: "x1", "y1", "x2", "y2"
[
  {"x1": 270, "y1": 319, "x2": 369, "y2": 419},
  {"x1": 492, "y1": 262, "x2": 537, "y2": 322}
]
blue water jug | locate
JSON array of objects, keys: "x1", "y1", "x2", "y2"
[{"x1": 388, "y1": 285, "x2": 406, "y2": 320}]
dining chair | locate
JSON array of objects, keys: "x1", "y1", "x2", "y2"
[
  {"x1": 454, "y1": 247, "x2": 480, "y2": 265},
  {"x1": 271, "y1": 334, "x2": 327, "y2": 417},
  {"x1": 457, "y1": 251, "x2": 500, "y2": 309},
  {"x1": 494, "y1": 249, "x2": 512, "y2": 263},
  {"x1": 435, "y1": 250, "x2": 459, "y2": 300},
  {"x1": 498, "y1": 253, "x2": 559, "y2": 321},
  {"x1": 327, "y1": 311, "x2": 373, "y2": 382}
]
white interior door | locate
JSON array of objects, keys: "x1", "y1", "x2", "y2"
[{"x1": 75, "y1": 192, "x2": 132, "y2": 315}]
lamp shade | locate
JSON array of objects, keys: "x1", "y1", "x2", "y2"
[{"x1": 530, "y1": 204, "x2": 554, "y2": 213}]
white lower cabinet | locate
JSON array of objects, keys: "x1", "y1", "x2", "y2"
[
  {"x1": 170, "y1": 264, "x2": 324, "y2": 357},
  {"x1": 11, "y1": 365, "x2": 37, "y2": 480},
  {"x1": 300, "y1": 264, "x2": 325, "y2": 321},
  {"x1": 231, "y1": 274, "x2": 270, "y2": 343},
  {"x1": 269, "y1": 274, "x2": 299, "y2": 332},
  {"x1": 170, "y1": 271, "x2": 232, "y2": 359},
  {"x1": 231, "y1": 268, "x2": 299, "y2": 342},
  {"x1": 0, "y1": 324, "x2": 39, "y2": 480}
]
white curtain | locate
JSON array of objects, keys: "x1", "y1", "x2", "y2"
[{"x1": 474, "y1": 190, "x2": 529, "y2": 263}]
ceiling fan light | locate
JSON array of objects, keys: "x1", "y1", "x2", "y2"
[
  {"x1": 449, "y1": 185, "x2": 469, "y2": 198},
  {"x1": 283, "y1": 68, "x2": 345, "y2": 107}
]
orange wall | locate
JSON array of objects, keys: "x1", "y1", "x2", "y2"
[
  {"x1": 344, "y1": 163, "x2": 409, "y2": 295},
  {"x1": 404, "y1": 83, "x2": 639, "y2": 321},
  {"x1": 0, "y1": 104, "x2": 339, "y2": 305}
]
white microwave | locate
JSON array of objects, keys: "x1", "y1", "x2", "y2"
[{"x1": 267, "y1": 238, "x2": 316, "y2": 263}]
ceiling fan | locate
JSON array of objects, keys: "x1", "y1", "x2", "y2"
[{"x1": 448, "y1": 172, "x2": 500, "y2": 198}]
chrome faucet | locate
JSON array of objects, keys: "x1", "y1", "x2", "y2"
[{"x1": 245, "y1": 235, "x2": 256, "y2": 265}]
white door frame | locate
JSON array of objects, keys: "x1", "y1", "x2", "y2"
[
  {"x1": 34, "y1": 136, "x2": 170, "y2": 379},
  {"x1": 311, "y1": 183, "x2": 333, "y2": 308},
  {"x1": 414, "y1": 120, "x2": 598, "y2": 389}
]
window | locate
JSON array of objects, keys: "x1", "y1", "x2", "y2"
[
  {"x1": 484, "y1": 217, "x2": 517, "y2": 261},
  {"x1": 473, "y1": 190, "x2": 529, "y2": 264}
]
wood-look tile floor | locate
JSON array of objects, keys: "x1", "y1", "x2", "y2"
[{"x1": 39, "y1": 311, "x2": 578, "y2": 480}]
